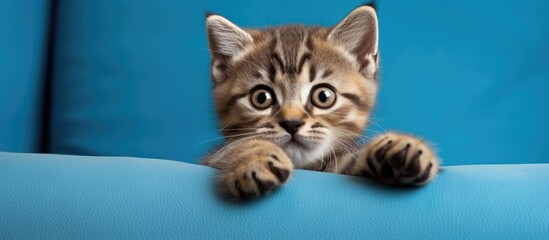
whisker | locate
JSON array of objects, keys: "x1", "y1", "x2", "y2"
[
  {"x1": 336, "y1": 128, "x2": 374, "y2": 147},
  {"x1": 367, "y1": 119, "x2": 386, "y2": 132},
  {"x1": 192, "y1": 131, "x2": 260, "y2": 147},
  {"x1": 190, "y1": 136, "x2": 228, "y2": 148},
  {"x1": 363, "y1": 128, "x2": 381, "y2": 134},
  {"x1": 202, "y1": 135, "x2": 259, "y2": 164},
  {"x1": 222, "y1": 127, "x2": 261, "y2": 132},
  {"x1": 216, "y1": 120, "x2": 237, "y2": 133},
  {"x1": 225, "y1": 132, "x2": 262, "y2": 139},
  {"x1": 329, "y1": 145, "x2": 338, "y2": 172}
]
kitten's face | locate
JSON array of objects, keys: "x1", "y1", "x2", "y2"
[{"x1": 206, "y1": 6, "x2": 379, "y2": 168}]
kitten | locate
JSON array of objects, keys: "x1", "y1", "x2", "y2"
[{"x1": 202, "y1": 4, "x2": 439, "y2": 199}]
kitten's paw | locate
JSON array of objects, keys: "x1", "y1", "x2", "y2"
[
  {"x1": 364, "y1": 132, "x2": 439, "y2": 186},
  {"x1": 220, "y1": 140, "x2": 294, "y2": 199}
]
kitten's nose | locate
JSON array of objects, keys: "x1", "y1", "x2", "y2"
[{"x1": 279, "y1": 120, "x2": 304, "y2": 135}]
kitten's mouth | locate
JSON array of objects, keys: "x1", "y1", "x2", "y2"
[
  {"x1": 282, "y1": 135, "x2": 314, "y2": 150},
  {"x1": 286, "y1": 139, "x2": 306, "y2": 148}
]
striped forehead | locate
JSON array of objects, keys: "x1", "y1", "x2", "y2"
[
  {"x1": 271, "y1": 27, "x2": 314, "y2": 102},
  {"x1": 267, "y1": 26, "x2": 315, "y2": 79},
  {"x1": 230, "y1": 26, "x2": 342, "y2": 104}
]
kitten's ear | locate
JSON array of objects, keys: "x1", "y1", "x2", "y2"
[
  {"x1": 206, "y1": 14, "x2": 253, "y2": 84},
  {"x1": 327, "y1": 5, "x2": 379, "y2": 77}
]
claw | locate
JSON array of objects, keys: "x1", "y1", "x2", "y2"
[
  {"x1": 268, "y1": 161, "x2": 290, "y2": 182},
  {"x1": 403, "y1": 151, "x2": 422, "y2": 177},
  {"x1": 374, "y1": 140, "x2": 393, "y2": 162},
  {"x1": 252, "y1": 171, "x2": 275, "y2": 195},
  {"x1": 234, "y1": 180, "x2": 249, "y2": 199},
  {"x1": 389, "y1": 143, "x2": 409, "y2": 169},
  {"x1": 414, "y1": 163, "x2": 433, "y2": 184}
]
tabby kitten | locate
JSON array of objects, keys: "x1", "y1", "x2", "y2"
[{"x1": 202, "y1": 4, "x2": 439, "y2": 198}]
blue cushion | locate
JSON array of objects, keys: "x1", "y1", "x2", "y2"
[
  {"x1": 0, "y1": 0, "x2": 50, "y2": 152},
  {"x1": 1, "y1": 151, "x2": 548, "y2": 239},
  {"x1": 49, "y1": 0, "x2": 548, "y2": 164}
]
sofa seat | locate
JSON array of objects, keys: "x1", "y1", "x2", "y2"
[{"x1": 1, "y1": 151, "x2": 547, "y2": 239}]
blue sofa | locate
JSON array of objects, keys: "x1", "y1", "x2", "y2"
[{"x1": 1, "y1": 0, "x2": 548, "y2": 239}]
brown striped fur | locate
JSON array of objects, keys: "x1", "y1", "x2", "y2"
[{"x1": 202, "y1": 4, "x2": 439, "y2": 199}]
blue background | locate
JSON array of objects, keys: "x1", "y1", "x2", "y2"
[
  {"x1": 0, "y1": 0, "x2": 50, "y2": 152},
  {"x1": 2, "y1": 0, "x2": 548, "y2": 165}
]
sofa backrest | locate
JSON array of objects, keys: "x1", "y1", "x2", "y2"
[
  {"x1": 46, "y1": 0, "x2": 549, "y2": 165},
  {"x1": 0, "y1": 0, "x2": 51, "y2": 153}
]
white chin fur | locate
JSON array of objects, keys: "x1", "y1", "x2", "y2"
[
  {"x1": 283, "y1": 140, "x2": 331, "y2": 168},
  {"x1": 264, "y1": 132, "x2": 333, "y2": 168}
]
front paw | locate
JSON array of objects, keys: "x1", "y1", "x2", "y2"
[
  {"x1": 364, "y1": 132, "x2": 439, "y2": 186},
  {"x1": 220, "y1": 140, "x2": 294, "y2": 199}
]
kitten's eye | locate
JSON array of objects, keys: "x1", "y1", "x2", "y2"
[
  {"x1": 250, "y1": 86, "x2": 275, "y2": 109},
  {"x1": 311, "y1": 85, "x2": 336, "y2": 109}
]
